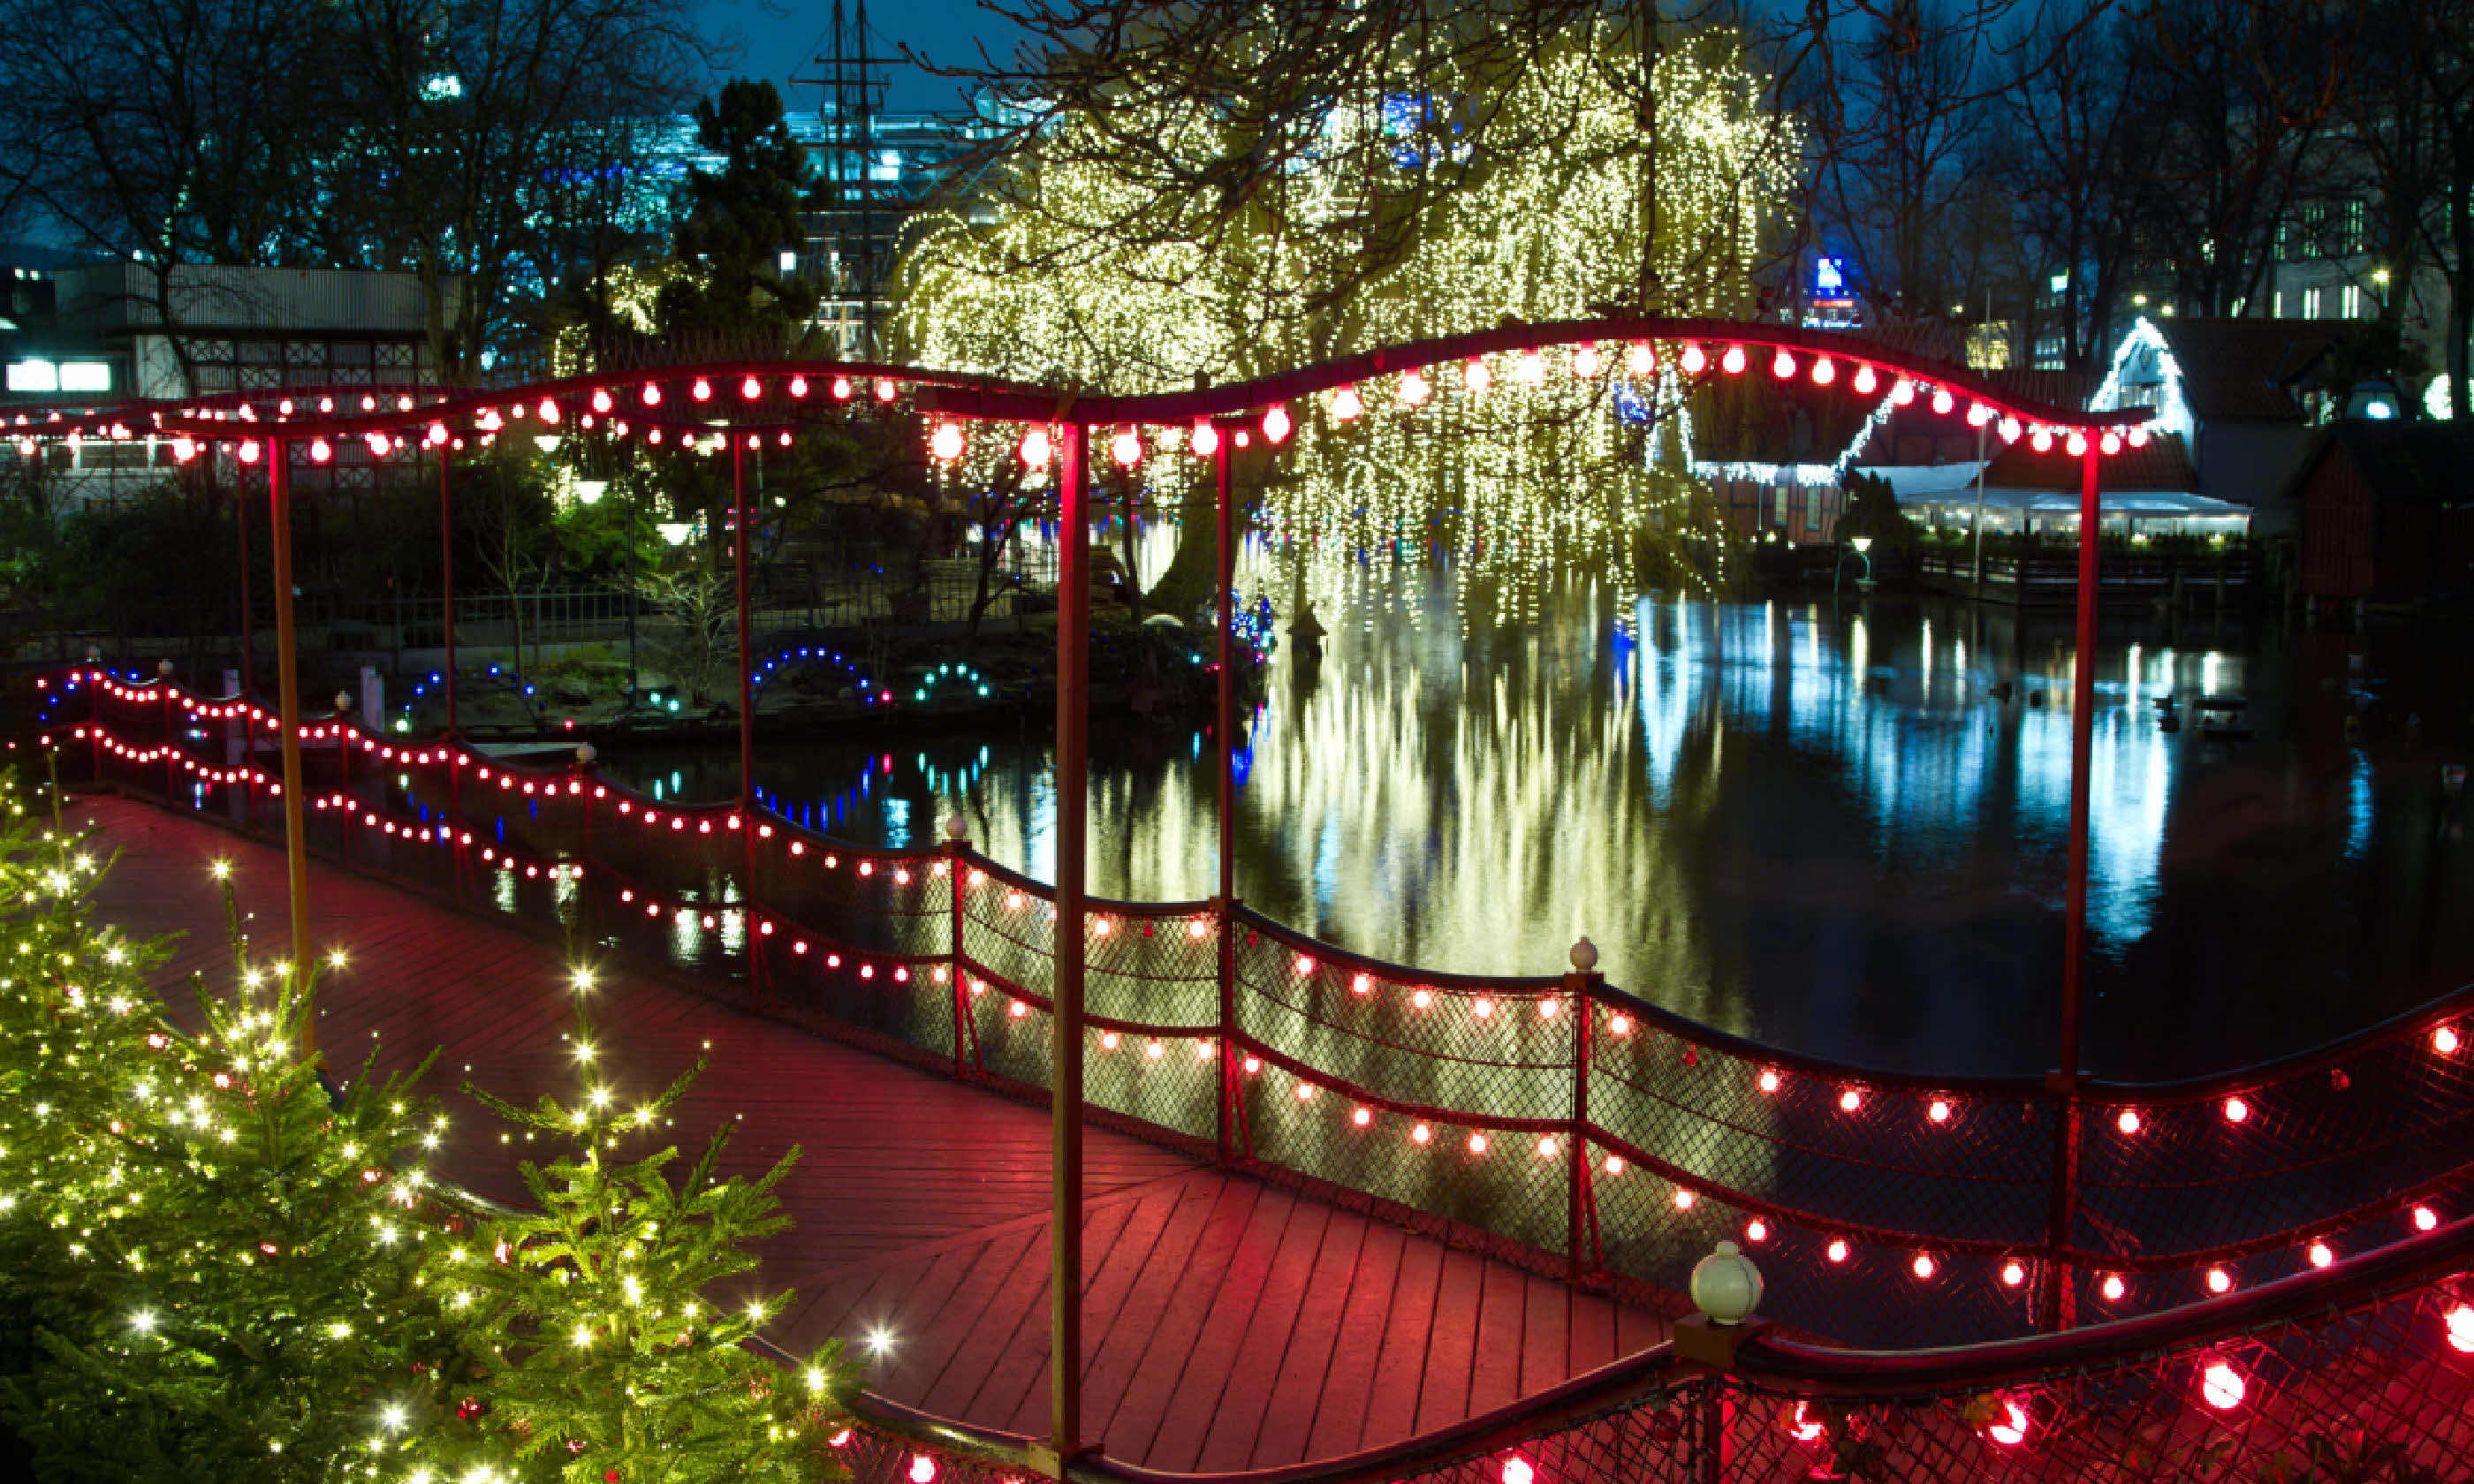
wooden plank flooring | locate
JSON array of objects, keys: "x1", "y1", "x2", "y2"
[{"x1": 76, "y1": 796, "x2": 1666, "y2": 1471}]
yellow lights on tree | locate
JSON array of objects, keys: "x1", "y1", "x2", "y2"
[{"x1": 890, "y1": 21, "x2": 1795, "y2": 623}]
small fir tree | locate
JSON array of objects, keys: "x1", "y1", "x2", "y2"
[{"x1": 428, "y1": 995, "x2": 851, "y2": 1484}]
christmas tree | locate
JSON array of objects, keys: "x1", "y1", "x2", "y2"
[
  {"x1": 420, "y1": 991, "x2": 853, "y2": 1484},
  {"x1": 0, "y1": 854, "x2": 452, "y2": 1483},
  {"x1": 0, "y1": 770, "x2": 856, "y2": 1484}
]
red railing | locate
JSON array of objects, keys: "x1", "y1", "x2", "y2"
[
  {"x1": 812, "y1": 1213, "x2": 2474, "y2": 1484},
  {"x1": 53, "y1": 668, "x2": 2474, "y2": 1352}
]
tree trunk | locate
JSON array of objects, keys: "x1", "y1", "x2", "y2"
[{"x1": 2453, "y1": 148, "x2": 2473, "y2": 423}]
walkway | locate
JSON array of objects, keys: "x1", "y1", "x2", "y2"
[{"x1": 77, "y1": 796, "x2": 1667, "y2": 1472}]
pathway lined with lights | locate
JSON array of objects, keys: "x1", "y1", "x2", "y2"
[{"x1": 78, "y1": 794, "x2": 1667, "y2": 1472}]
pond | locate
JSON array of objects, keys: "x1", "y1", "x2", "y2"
[{"x1": 599, "y1": 544, "x2": 2474, "y2": 1083}]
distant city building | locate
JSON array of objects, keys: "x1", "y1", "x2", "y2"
[{"x1": 1, "y1": 258, "x2": 456, "y2": 504}]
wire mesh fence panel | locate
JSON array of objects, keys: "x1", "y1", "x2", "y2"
[
  {"x1": 2072, "y1": 1017, "x2": 2474, "y2": 1267},
  {"x1": 1234, "y1": 910, "x2": 1576, "y2": 1129},
  {"x1": 1582, "y1": 996, "x2": 2058, "y2": 1260},
  {"x1": 1238, "y1": 1063, "x2": 1575, "y2": 1260},
  {"x1": 1585, "y1": 1142, "x2": 2051, "y2": 1346},
  {"x1": 964, "y1": 979, "x2": 1057, "y2": 1093},
  {"x1": 1083, "y1": 1022, "x2": 1220, "y2": 1143},
  {"x1": 958, "y1": 861, "x2": 1057, "y2": 1004},
  {"x1": 1081, "y1": 898, "x2": 1220, "y2": 1034}
]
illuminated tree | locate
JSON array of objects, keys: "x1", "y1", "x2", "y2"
[{"x1": 893, "y1": 21, "x2": 1796, "y2": 622}]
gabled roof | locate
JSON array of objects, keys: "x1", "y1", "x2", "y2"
[
  {"x1": 2152, "y1": 319, "x2": 2335, "y2": 422},
  {"x1": 1984, "y1": 431, "x2": 2197, "y2": 495},
  {"x1": 2288, "y1": 420, "x2": 2474, "y2": 505}
]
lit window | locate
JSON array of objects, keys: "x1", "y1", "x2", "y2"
[
  {"x1": 2341, "y1": 284, "x2": 2362, "y2": 319},
  {"x1": 2303, "y1": 286, "x2": 2323, "y2": 320},
  {"x1": 58, "y1": 362, "x2": 109, "y2": 392},
  {"x1": 5, "y1": 360, "x2": 57, "y2": 393}
]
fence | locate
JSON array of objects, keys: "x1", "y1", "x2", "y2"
[
  {"x1": 814, "y1": 1211, "x2": 2474, "y2": 1484},
  {"x1": 54, "y1": 667, "x2": 2474, "y2": 1353}
]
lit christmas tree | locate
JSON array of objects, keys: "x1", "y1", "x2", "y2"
[
  {"x1": 0, "y1": 836, "x2": 451, "y2": 1481},
  {"x1": 0, "y1": 782, "x2": 852, "y2": 1484},
  {"x1": 427, "y1": 994, "x2": 851, "y2": 1484}
]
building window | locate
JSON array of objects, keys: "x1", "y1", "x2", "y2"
[
  {"x1": 2341, "y1": 200, "x2": 2366, "y2": 256},
  {"x1": 2273, "y1": 289, "x2": 2283, "y2": 317},
  {"x1": 2341, "y1": 284, "x2": 2363, "y2": 319},
  {"x1": 2303, "y1": 286, "x2": 2324, "y2": 319}
]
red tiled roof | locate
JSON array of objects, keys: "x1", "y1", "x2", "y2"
[
  {"x1": 1980, "y1": 367, "x2": 2097, "y2": 411},
  {"x1": 1984, "y1": 430, "x2": 2197, "y2": 493}
]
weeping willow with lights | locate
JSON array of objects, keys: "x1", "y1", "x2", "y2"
[{"x1": 894, "y1": 20, "x2": 1798, "y2": 624}]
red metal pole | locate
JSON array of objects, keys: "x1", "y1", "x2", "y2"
[
  {"x1": 949, "y1": 831, "x2": 968, "y2": 1079},
  {"x1": 2040, "y1": 439, "x2": 2104, "y2": 1332},
  {"x1": 162, "y1": 678, "x2": 176, "y2": 802},
  {"x1": 735, "y1": 435, "x2": 754, "y2": 812},
  {"x1": 1214, "y1": 432, "x2": 1238, "y2": 1163},
  {"x1": 1567, "y1": 973, "x2": 1595, "y2": 1278},
  {"x1": 734, "y1": 435, "x2": 761, "y2": 1000},
  {"x1": 440, "y1": 448, "x2": 457, "y2": 738},
  {"x1": 269, "y1": 438, "x2": 315, "y2": 1060},
  {"x1": 1048, "y1": 420, "x2": 1089, "y2": 1473},
  {"x1": 235, "y1": 466, "x2": 254, "y2": 700}
]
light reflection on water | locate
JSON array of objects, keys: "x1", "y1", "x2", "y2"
[{"x1": 605, "y1": 556, "x2": 2474, "y2": 1081}]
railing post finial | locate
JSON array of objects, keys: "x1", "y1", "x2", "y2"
[{"x1": 1570, "y1": 935, "x2": 1599, "y2": 973}]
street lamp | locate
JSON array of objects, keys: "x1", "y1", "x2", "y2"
[{"x1": 1836, "y1": 535, "x2": 1874, "y2": 594}]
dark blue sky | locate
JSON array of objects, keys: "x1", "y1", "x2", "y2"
[{"x1": 694, "y1": 0, "x2": 1025, "y2": 113}]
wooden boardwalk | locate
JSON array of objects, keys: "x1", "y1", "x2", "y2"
[{"x1": 78, "y1": 796, "x2": 1667, "y2": 1472}]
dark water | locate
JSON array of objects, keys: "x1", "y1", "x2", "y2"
[{"x1": 602, "y1": 553, "x2": 2474, "y2": 1083}]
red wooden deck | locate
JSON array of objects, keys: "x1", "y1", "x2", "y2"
[{"x1": 79, "y1": 796, "x2": 1667, "y2": 1471}]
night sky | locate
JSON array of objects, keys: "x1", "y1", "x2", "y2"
[{"x1": 694, "y1": 0, "x2": 1027, "y2": 113}]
